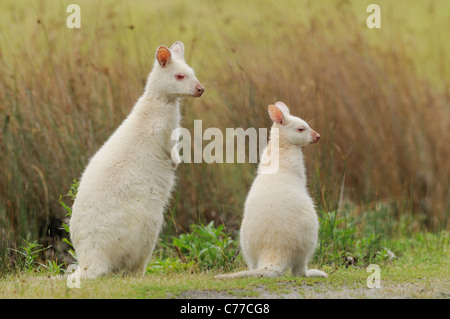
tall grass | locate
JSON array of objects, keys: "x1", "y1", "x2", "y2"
[{"x1": 1, "y1": 0, "x2": 449, "y2": 273}]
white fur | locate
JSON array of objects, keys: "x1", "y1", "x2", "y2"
[
  {"x1": 216, "y1": 101, "x2": 327, "y2": 279},
  {"x1": 69, "y1": 41, "x2": 204, "y2": 279}
]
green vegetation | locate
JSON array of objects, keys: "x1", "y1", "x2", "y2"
[
  {"x1": 153, "y1": 221, "x2": 239, "y2": 272},
  {"x1": 0, "y1": 181, "x2": 448, "y2": 297},
  {"x1": 58, "y1": 179, "x2": 78, "y2": 259},
  {"x1": 12, "y1": 238, "x2": 52, "y2": 273},
  {"x1": 0, "y1": 231, "x2": 447, "y2": 298}
]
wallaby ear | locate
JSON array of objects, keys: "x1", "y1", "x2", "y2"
[
  {"x1": 156, "y1": 45, "x2": 172, "y2": 68},
  {"x1": 268, "y1": 104, "x2": 287, "y2": 125},
  {"x1": 170, "y1": 41, "x2": 185, "y2": 59},
  {"x1": 274, "y1": 101, "x2": 290, "y2": 115}
]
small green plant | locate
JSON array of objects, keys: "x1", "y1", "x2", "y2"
[
  {"x1": 315, "y1": 210, "x2": 357, "y2": 264},
  {"x1": 154, "y1": 222, "x2": 240, "y2": 272},
  {"x1": 59, "y1": 179, "x2": 79, "y2": 259},
  {"x1": 39, "y1": 259, "x2": 66, "y2": 275},
  {"x1": 12, "y1": 238, "x2": 51, "y2": 273}
]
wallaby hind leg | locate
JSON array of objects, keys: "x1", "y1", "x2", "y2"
[
  {"x1": 76, "y1": 249, "x2": 112, "y2": 279},
  {"x1": 292, "y1": 263, "x2": 307, "y2": 277},
  {"x1": 305, "y1": 269, "x2": 328, "y2": 277},
  {"x1": 292, "y1": 262, "x2": 328, "y2": 278},
  {"x1": 79, "y1": 262, "x2": 110, "y2": 279}
]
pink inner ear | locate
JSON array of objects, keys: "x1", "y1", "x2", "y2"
[
  {"x1": 156, "y1": 46, "x2": 171, "y2": 67},
  {"x1": 268, "y1": 105, "x2": 285, "y2": 125}
]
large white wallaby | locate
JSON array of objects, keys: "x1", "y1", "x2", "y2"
[
  {"x1": 216, "y1": 102, "x2": 327, "y2": 279},
  {"x1": 69, "y1": 41, "x2": 204, "y2": 279}
]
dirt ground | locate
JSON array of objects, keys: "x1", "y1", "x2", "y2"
[{"x1": 176, "y1": 279, "x2": 450, "y2": 299}]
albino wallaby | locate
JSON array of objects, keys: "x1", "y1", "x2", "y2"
[
  {"x1": 216, "y1": 101, "x2": 327, "y2": 279},
  {"x1": 69, "y1": 41, "x2": 204, "y2": 279}
]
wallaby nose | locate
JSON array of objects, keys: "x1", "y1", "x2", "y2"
[
  {"x1": 311, "y1": 131, "x2": 320, "y2": 144},
  {"x1": 195, "y1": 84, "x2": 205, "y2": 97}
]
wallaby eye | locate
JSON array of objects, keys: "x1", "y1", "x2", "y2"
[
  {"x1": 175, "y1": 73, "x2": 186, "y2": 80},
  {"x1": 297, "y1": 127, "x2": 305, "y2": 132}
]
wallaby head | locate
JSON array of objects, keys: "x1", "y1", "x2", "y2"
[
  {"x1": 149, "y1": 41, "x2": 204, "y2": 98},
  {"x1": 268, "y1": 101, "x2": 320, "y2": 146}
]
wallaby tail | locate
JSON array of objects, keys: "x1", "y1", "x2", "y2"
[{"x1": 214, "y1": 268, "x2": 283, "y2": 280}]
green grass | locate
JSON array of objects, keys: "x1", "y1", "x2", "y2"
[
  {"x1": 1, "y1": 181, "x2": 447, "y2": 299},
  {"x1": 0, "y1": 232, "x2": 447, "y2": 298}
]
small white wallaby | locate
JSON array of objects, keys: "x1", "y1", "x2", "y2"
[
  {"x1": 216, "y1": 101, "x2": 327, "y2": 279},
  {"x1": 69, "y1": 41, "x2": 204, "y2": 279}
]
